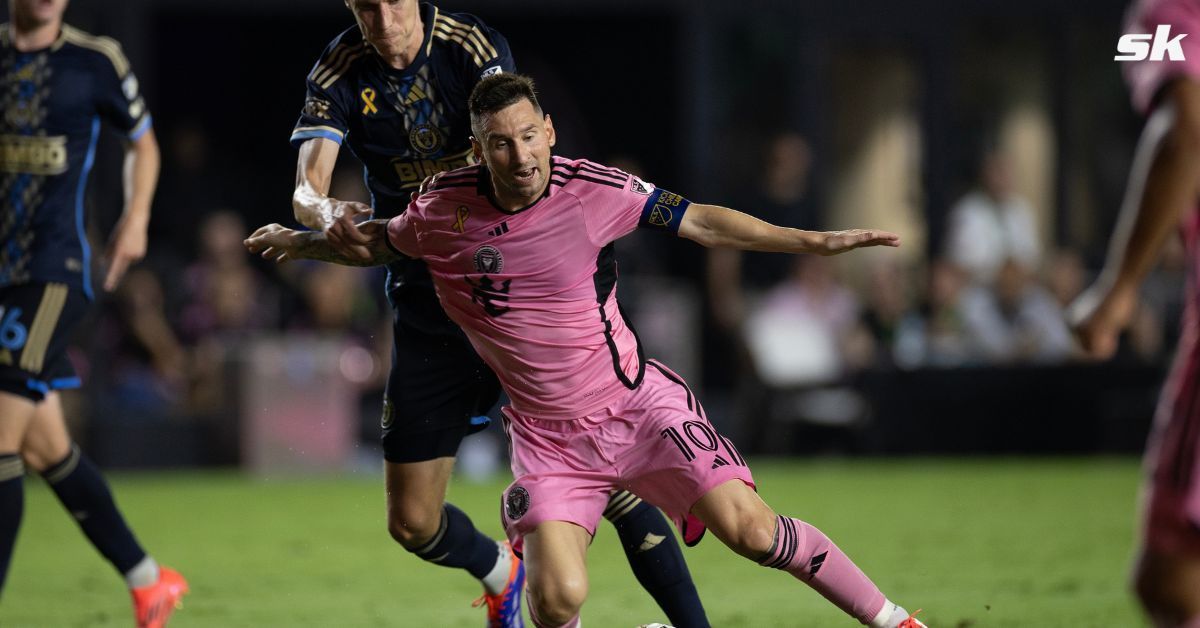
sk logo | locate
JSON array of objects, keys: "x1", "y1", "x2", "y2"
[
  {"x1": 361, "y1": 87, "x2": 378, "y2": 115},
  {"x1": 453, "y1": 206, "x2": 469, "y2": 233}
]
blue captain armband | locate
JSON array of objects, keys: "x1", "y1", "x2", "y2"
[{"x1": 638, "y1": 188, "x2": 691, "y2": 233}]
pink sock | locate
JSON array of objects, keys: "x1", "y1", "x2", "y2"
[{"x1": 758, "y1": 515, "x2": 886, "y2": 624}]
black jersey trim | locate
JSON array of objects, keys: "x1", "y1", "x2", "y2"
[{"x1": 594, "y1": 243, "x2": 645, "y2": 390}]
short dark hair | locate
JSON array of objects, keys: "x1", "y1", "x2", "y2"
[{"x1": 469, "y1": 73, "x2": 542, "y2": 138}]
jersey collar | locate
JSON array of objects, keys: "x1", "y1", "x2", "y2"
[{"x1": 478, "y1": 161, "x2": 557, "y2": 215}]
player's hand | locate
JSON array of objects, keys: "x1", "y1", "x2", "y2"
[
  {"x1": 323, "y1": 200, "x2": 374, "y2": 262},
  {"x1": 1067, "y1": 283, "x2": 1137, "y2": 360},
  {"x1": 409, "y1": 172, "x2": 444, "y2": 203},
  {"x1": 818, "y1": 229, "x2": 900, "y2": 255},
  {"x1": 245, "y1": 223, "x2": 304, "y2": 263},
  {"x1": 102, "y1": 214, "x2": 149, "y2": 292}
]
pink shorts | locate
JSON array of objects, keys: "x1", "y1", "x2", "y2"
[
  {"x1": 1142, "y1": 326, "x2": 1200, "y2": 555},
  {"x1": 499, "y1": 360, "x2": 755, "y2": 553},
  {"x1": 1123, "y1": 0, "x2": 1200, "y2": 113}
]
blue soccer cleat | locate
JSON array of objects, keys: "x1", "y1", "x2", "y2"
[{"x1": 473, "y1": 541, "x2": 524, "y2": 628}]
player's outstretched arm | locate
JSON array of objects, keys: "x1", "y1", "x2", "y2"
[
  {"x1": 677, "y1": 202, "x2": 899, "y2": 255},
  {"x1": 103, "y1": 128, "x2": 159, "y2": 292},
  {"x1": 1069, "y1": 79, "x2": 1200, "y2": 359},
  {"x1": 244, "y1": 219, "x2": 399, "y2": 267},
  {"x1": 293, "y1": 137, "x2": 375, "y2": 261}
]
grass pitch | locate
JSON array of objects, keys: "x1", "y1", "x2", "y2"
[{"x1": 1, "y1": 458, "x2": 1143, "y2": 627}]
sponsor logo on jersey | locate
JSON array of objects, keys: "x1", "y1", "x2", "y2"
[
  {"x1": 505, "y1": 485, "x2": 530, "y2": 520},
  {"x1": 473, "y1": 244, "x2": 504, "y2": 274},
  {"x1": 409, "y1": 122, "x2": 443, "y2": 156},
  {"x1": 0, "y1": 134, "x2": 67, "y2": 175},
  {"x1": 391, "y1": 147, "x2": 475, "y2": 189}
]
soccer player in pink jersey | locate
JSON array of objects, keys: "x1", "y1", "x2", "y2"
[
  {"x1": 247, "y1": 73, "x2": 926, "y2": 627},
  {"x1": 1070, "y1": 1, "x2": 1200, "y2": 624}
]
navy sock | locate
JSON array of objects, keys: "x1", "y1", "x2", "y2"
[
  {"x1": 605, "y1": 491, "x2": 710, "y2": 628},
  {"x1": 0, "y1": 454, "x2": 23, "y2": 596},
  {"x1": 42, "y1": 445, "x2": 146, "y2": 575},
  {"x1": 410, "y1": 503, "x2": 500, "y2": 580}
]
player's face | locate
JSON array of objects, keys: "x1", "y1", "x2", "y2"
[
  {"x1": 346, "y1": 0, "x2": 420, "y2": 58},
  {"x1": 10, "y1": 0, "x2": 67, "y2": 28},
  {"x1": 472, "y1": 99, "x2": 557, "y2": 210}
]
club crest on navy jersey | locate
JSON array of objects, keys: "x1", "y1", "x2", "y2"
[{"x1": 409, "y1": 122, "x2": 443, "y2": 156}]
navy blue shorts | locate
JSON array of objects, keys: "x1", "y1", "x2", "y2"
[
  {"x1": 0, "y1": 282, "x2": 87, "y2": 402},
  {"x1": 381, "y1": 318, "x2": 502, "y2": 464}
]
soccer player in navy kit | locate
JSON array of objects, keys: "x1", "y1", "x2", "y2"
[
  {"x1": 289, "y1": 2, "x2": 706, "y2": 626},
  {"x1": 0, "y1": 0, "x2": 187, "y2": 626}
]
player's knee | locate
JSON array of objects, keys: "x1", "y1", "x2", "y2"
[
  {"x1": 387, "y1": 502, "x2": 443, "y2": 549},
  {"x1": 712, "y1": 508, "x2": 776, "y2": 560},
  {"x1": 528, "y1": 576, "x2": 587, "y2": 626}
]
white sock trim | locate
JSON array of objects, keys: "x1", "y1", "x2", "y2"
[
  {"x1": 125, "y1": 556, "x2": 160, "y2": 589},
  {"x1": 868, "y1": 599, "x2": 902, "y2": 628},
  {"x1": 479, "y1": 541, "x2": 511, "y2": 595}
]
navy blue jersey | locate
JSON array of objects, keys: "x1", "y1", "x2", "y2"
[
  {"x1": 291, "y1": 4, "x2": 514, "y2": 214},
  {"x1": 291, "y1": 3, "x2": 514, "y2": 330},
  {"x1": 0, "y1": 25, "x2": 151, "y2": 298}
]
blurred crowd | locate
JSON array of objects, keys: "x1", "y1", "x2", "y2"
[{"x1": 71, "y1": 124, "x2": 1184, "y2": 459}]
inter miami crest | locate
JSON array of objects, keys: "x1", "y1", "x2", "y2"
[
  {"x1": 473, "y1": 245, "x2": 504, "y2": 274},
  {"x1": 505, "y1": 485, "x2": 530, "y2": 520}
]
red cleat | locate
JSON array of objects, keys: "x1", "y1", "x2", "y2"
[
  {"x1": 897, "y1": 608, "x2": 927, "y2": 628},
  {"x1": 471, "y1": 542, "x2": 524, "y2": 628},
  {"x1": 130, "y1": 566, "x2": 189, "y2": 628}
]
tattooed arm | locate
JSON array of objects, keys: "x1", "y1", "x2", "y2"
[{"x1": 244, "y1": 219, "x2": 402, "y2": 267}]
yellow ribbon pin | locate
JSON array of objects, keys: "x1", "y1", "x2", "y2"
[
  {"x1": 361, "y1": 87, "x2": 378, "y2": 115},
  {"x1": 453, "y1": 206, "x2": 469, "y2": 233}
]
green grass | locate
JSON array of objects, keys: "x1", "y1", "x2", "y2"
[{"x1": 1, "y1": 458, "x2": 1144, "y2": 627}]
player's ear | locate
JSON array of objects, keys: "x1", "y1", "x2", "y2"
[
  {"x1": 544, "y1": 115, "x2": 556, "y2": 148},
  {"x1": 470, "y1": 135, "x2": 483, "y2": 163}
]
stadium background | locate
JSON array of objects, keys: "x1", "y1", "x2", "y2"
[{"x1": 0, "y1": 0, "x2": 1170, "y2": 625}]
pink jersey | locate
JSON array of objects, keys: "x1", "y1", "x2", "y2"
[{"x1": 387, "y1": 156, "x2": 691, "y2": 419}]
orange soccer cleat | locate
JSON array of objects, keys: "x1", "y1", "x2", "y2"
[
  {"x1": 472, "y1": 542, "x2": 524, "y2": 628},
  {"x1": 897, "y1": 608, "x2": 927, "y2": 628},
  {"x1": 130, "y1": 566, "x2": 189, "y2": 628}
]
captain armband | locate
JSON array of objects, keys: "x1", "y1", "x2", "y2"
[{"x1": 638, "y1": 188, "x2": 691, "y2": 233}]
